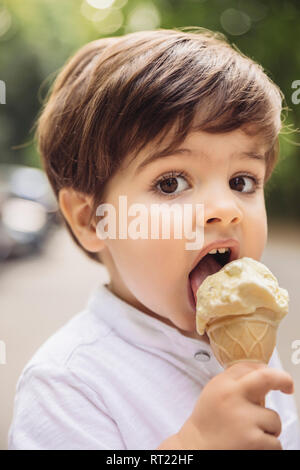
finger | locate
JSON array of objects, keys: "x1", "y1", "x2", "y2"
[
  {"x1": 225, "y1": 361, "x2": 267, "y2": 380},
  {"x1": 240, "y1": 367, "x2": 294, "y2": 404},
  {"x1": 257, "y1": 407, "x2": 282, "y2": 437}
]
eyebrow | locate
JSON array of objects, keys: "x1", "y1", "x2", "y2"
[{"x1": 135, "y1": 147, "x2": 266, "y2": 175}]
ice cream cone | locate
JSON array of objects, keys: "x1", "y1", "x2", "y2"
[
  {"x1": 195, "y1": 258, "x2": 289, "y2": 408},
  {"x1": 206, "y1": 307, "x2": 278, "y2": 369}
]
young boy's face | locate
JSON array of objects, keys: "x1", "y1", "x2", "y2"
[{"x1": 97, "y1": 128, "x2": 268, "y2": 338}]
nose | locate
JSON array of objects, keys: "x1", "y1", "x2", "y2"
[{"x1": 204, "y1": 190, "x2": 243, "y2": 227}]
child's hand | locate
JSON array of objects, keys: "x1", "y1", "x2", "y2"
[{"x1": 158, "y1": 362, "x2": 294, "y2": 450}]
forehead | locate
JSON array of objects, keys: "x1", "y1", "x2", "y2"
[
  {"x1": 164, "y1": 128, "x2": 267, "y2": 152},
  {"x1": 126, "y1": 127, "x2": 268, "y2": 175}
]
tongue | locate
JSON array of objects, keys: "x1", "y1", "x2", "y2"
[{"x1": 190, "y1": 254, "x2": 222, "y2": 304}]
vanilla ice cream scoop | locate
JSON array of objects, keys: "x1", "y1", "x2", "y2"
[{"x1": 196, "y1": 257, "x2": 289, "y2": 367}]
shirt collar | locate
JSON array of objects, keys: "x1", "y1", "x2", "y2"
[{"x1": 87, "y1": 283, "x2": 223, "y2": 377}]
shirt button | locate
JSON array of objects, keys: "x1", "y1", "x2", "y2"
[{"x1": 194, "y1": 350, "x2": 211, "y2": 362}]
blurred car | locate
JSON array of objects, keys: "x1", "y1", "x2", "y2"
[{"x1": 0, "y1": 164, "x2": 60, "y2": 261}]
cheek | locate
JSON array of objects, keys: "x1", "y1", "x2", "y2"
[
  {"x1": 244, "y1": 197, "x2": 268, "y2": 259},
  {"x1": 103, "y1": 195, "x2": 187, "y2": 285},
  {"x1": 108, "y1": 237, "x2": 185, "y2": 288},
  {"x1": 101, "y1": 191, "x2": 192, "y2": 315},
  {"x1": 106, "y1": 233, "x2": 189, "y2": 316}
]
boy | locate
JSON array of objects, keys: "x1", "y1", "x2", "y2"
[{"x1": 8, "y1": 27, "x2": 300, "y2": 450}]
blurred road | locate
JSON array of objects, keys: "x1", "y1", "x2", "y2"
[{"x1": 0, "y1": 223, "x2": 299, "y2": 450}]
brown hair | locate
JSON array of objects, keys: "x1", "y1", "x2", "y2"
[{"x1": 35, "y1": 27, "x2": 284, "y2": 263}]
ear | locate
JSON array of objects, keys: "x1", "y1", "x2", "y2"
[{"x1": 58, "y1": 188, "x2": 105, "y2": 253}]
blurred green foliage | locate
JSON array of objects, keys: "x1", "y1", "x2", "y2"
[{"x1": 0, "y1": 0, "x2": 299, "y2": 221}]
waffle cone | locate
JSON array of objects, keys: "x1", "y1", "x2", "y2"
[{"x1": 206, "y1": 308, "x2": 278, "y2": 368}]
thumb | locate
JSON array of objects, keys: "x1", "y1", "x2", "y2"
[{"x1": 240, "y1": 367, "x2": 294, "y2": 404}]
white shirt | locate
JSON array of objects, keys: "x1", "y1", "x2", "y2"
[{"x1": 8, "y1": 283, "x2": 300, "y2": 450}]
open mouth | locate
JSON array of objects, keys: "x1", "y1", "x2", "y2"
[{"x1": 188, "y1": 249, "x2": 232, "y2": 311}]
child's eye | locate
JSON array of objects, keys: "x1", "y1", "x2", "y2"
[
  {"x1": 229, "y1": 175, "x2": 261, "y2": 194},
  {"x1": 151, "y1": 171, "x2": 190, "y2": 197},
  {"x1": 149, "y1": 172, "x2": 262, "y2": 198}
]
